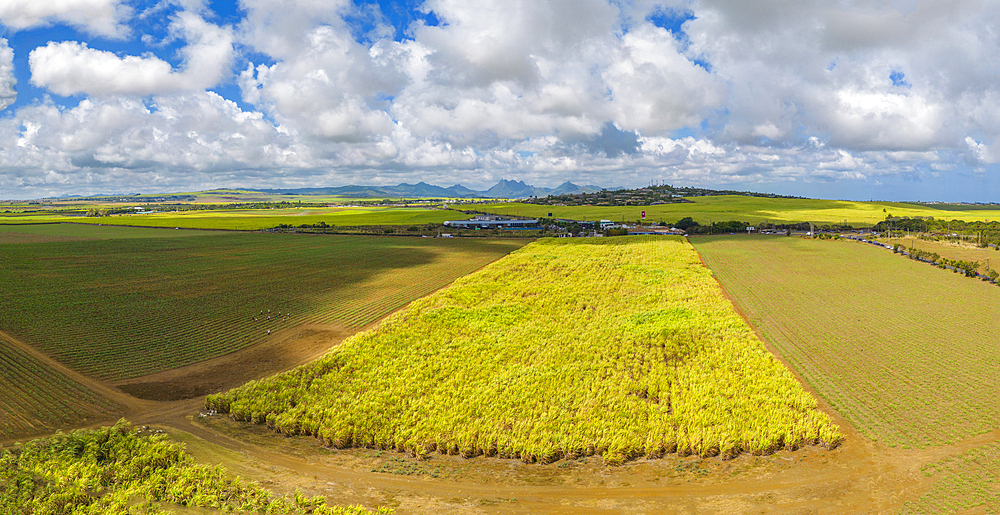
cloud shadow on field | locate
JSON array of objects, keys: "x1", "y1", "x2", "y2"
[{"x1": 0, "y1": 232, "x2": 520, "y2": 383}]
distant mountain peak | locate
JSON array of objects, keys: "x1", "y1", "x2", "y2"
[{"x1": 255, "y1": 179, "x2": 607, "y2": 199}]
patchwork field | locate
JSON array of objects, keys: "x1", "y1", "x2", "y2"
[
  {"x1": 208, "y1": 236, "x2": 839, "y2": 464},
  {"x1": 0, "y1": 223, "x2": 218, "y2": 243},
  {"x1": 83, "y1": 206, "x2": 467, "y2": 230},
  {"x1": 0, "y1": 226, "x2": 524, "y2": 382},
  {"x1": 0, "y1": 206, "x2": 471, "y2": 229},
  {"x1": 11, "y1": 194, "x2": 1000, "y2": 232},
  {"x1": 477, "y1": 196, "x2": 1000, "y2": 226},
  {"x1": 693, "y1": 235, "x2": 1000, "y2": 448},
  {"x1": 0, "y1": 188, "x2": 457, "y2": 207},
  {"x1": 12, "y1": 222, "x2": 1000, "y2": 511}
]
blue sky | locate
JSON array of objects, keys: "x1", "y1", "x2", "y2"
[{"x1": 1, "y1": 0, "x2": 999, "y2": 201}]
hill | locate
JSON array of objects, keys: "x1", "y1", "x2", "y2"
[
  {"x1": 255, "y1": 179, "x2": 605, "y2": 199},
  {"x1": 525, "y1": 184, "x2": 804, "y2": 207}
]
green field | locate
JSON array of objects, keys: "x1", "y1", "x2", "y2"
[
  {"x1": 900, "y1": 440, "x2": 1000, "y2": 514},
  {"x1": 1, "y1": 226, "x2": 524, "y2": 380},
  {"x1": 0, "y1": 223, "x2": 218, "y2": 243},
  {"x1": 0, "y1": 188, "x2": 468, "y2": 207},
  {"x1": 0, "y1": 206, "x2": 472, "y2": 229},
  {"x1": 693, "y1": 235, "x2": 1000, "y2": 448},
  {"x1": 884, "y1": 235, "x2": 1000, "y2": 275},
  {"x1": 208, "y1": 236, "x2": 839, "y2": 464},
  {"x1": 70, "y1": 206, "x2": 469, "y2": 230},
  {"x1": 0, "y1": 337, "x2": 122, "y2": 439},
  {"x1": 477, "y1": 196, "x2": 1000, "y2": 226},
  {"x1": 0, "y1": 421, "x2": 390, "y2": 514},
  {"x1": 0, "y1": 212, "x2": 88, "y2": 224},
  {"x1": 11, "y1": 195, "x2": 1000, "y2": 231}
]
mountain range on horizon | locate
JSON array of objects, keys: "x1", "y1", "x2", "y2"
[{"x1": 255, "y1": 179, "x2": 610, "y2": 199}]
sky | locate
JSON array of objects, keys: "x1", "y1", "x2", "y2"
[{"x1": 2, "y1": 0, "x2": 1000, "y2": 201}]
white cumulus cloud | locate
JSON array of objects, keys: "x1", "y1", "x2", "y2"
[
  {"x1": 28, "y1": 12, "x2": 234, "y2": 97},
  {"x1": 0, "y1": 92, "x2": 314, "y2": 197},
  {"x1": 0, "y1": 0, "x2": 131, "y2": 38},
  {"x1": 0, "y1": 39, "x2": 15, "y2": 111},
  {"x1": 236, "y1": 0, "x2": 724, "y2": 149},
  {"x1": 684, "y1": 0, "x2": 1000, "y2": 155},
  {"x1": 5, "y1": 0, "x2": 1000, "y2": 200}
]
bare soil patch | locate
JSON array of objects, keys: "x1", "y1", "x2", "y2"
[
  {"x1": 176, "y1": 413, "x2": 932, "y2": 514},
  {"x1": 0, "y1": 312, "x2": 983, "y2": 513},
  {"x1": 115, "y1": 324, "x2": 347, "y2": 401}
]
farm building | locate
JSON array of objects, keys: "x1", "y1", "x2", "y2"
[{"x1": 444, "y1": 215, "x2": 539, "y2": 230}]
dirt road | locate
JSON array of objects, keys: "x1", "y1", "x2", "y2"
[{"x1": 0, "y1": 322, "x2": 954, "y2": 514}]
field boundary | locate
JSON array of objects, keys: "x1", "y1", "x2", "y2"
[
  {"x1": 178, "y1": 414, "x2": 869, "y2": 504},
  {"x1": 111, "y1": 253, "x2": 510, "y2": 401},
  {"x1": 66, "y1": 221, "x2": 241, "y2": 233},
  {"x1": 0, "y1": 330, "x2": 141, "y2": 412},
  {"x1": 2, "y1": 236, "x2": 524, "y2": 444},
  {"x1": 691, "y1": 242, "x2": 864, "y2": 454},
  {"x1": 209, "y1": 236, "x2": 840, "y2": 464},
  {"x1": 851, "y1": 234, "x2": 1000, "y2": 285}
]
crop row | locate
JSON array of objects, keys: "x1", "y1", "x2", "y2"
[
  {"x1": 901, "y1": 441, "x2": 1000, "y2": 514},
  {"x1": 208, "y1": 236, "x2": 840, "y2": 464},
  {"x1": 0, "y1": 339, "x2": 122, "y2": 439},
  {"x1": 1, "y1": 232, "x2": 524, "y2": 380},
  {"x1": 693, "y1": 235, "x2": 1000, "y2": 448}
]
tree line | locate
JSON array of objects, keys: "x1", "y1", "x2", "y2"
[{"x1": 877, "y1": 217, "x2": 1000, "y2": 247}]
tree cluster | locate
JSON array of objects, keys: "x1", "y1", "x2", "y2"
[
  {"x1": 524, "y1": 184, "x2": 804, "y2": 207},
  {"x1": 898, "y1": 245, "x2": 996, "y2": 280},
  {"x1": 670, "y1": 218, "x2": 750, "y2": 234},
  {"x1": 877, "y1": 217, "x2": 1000, "y2": 248}
]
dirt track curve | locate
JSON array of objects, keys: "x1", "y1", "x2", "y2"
[{"x1": 5, "y1": 301, "x2": 987, "y2": 514}]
